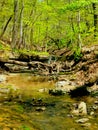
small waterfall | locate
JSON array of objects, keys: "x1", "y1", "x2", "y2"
[{"x1": 48, "y1": 55, "x2": 57, "y2": 64}]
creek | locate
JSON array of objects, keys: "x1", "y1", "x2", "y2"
[{"x1": 0, "y1": 73, "x2": 98, "y2": 130}]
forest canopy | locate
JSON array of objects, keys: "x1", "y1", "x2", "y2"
[{"x1": 0, "y1": 0, "x2": 98, "y2": 52}]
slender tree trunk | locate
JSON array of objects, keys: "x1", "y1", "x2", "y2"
[
  {"x1": 12, "y1": 0, "x2": 19, "y2": 49},
  {"x1": 30, "y1": 28, "x2": 34, "y2": 49},
  {"x1": 18, "y1": 0, "x2": 24, "y2": 49},
  {"x1": 30, "y1": 9, "x2": 35, "y2": 49},
  {"x1": 68, "y1": 0, "x2": 75, "y2": 47},
  {"x1": 45, "y1": 0, "x2": 49, "y2": 52},
  {"x1": 92, "y1": 3, "x2": 98, "y2": 37},
  {"x1": 77, "y1": 11, "x2": 82, "y2": 50},
  {"x1": 0, "y1": 15, "x2": 13, "y2": 39},
  {"x1": 30, "y1": 1, "x2": 37, "y2": 48}
]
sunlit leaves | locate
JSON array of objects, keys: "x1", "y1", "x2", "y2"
[
  {"x1": 0, "y1": 0, "x2": 97, "y2": 49},
  {"x1": 59, "y1": 0, "x2": 95, "y2": 13}
]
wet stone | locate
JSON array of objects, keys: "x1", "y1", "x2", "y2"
[
  {"x1": 0, "y1": 75, "x2": 6, "y2": 82},
  {"x1": 81, "y1": 123, "x2": 91, "y2": 127},
  {"x1": 71, "y1": 101, "x2": 87, "y2": 116},
  {"x1": 35, "y1": 107, "x2": 46, "y2": 111},
  {"x1": 90, "y1": 111, "x2": 94, "y2": 116},
  {"x1": 75, "y1": 118, "x2": 89, "y2": 123},
  {"x1": 94, "y1": 100, "x2": 98, "y2": 104}
]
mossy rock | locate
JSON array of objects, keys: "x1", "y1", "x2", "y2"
[{"x1": 49, "y1": 89, "x2": 65, "y2": 96}]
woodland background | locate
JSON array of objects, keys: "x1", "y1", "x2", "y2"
[{"x1": 0, "y1": 0, "x2": 98, "y2": 54}]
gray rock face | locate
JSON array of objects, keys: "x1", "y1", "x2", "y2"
[{"x1": 55, "y1": 80, "x2": 76, "y2": 93}]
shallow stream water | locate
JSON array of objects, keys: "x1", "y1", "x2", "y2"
[{"x1": 0, "y1": 73, "x2": 98, "y2": 130}]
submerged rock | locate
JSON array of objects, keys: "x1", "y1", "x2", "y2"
[
  {"x1": 75, "y1": 118, "x2": 89, "y2": 123},
  {"x1": 0, "y1": 75, "x2": 6, "y2": 82},
  {"x1": 81, "y1": 123, "x2": 91, "y2": 127},
  {"x1": 38, "y1": 88, "x2": 48, "y2": 93},
  {"x1": 49, "y1": 89, "x2": 65, "y2": 96}
]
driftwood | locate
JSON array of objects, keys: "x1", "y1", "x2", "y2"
[
  {"x1": 0, "y1": 58, "x2": 28, "y2": 66},
  {"x1": 0, "y1": 53, "x2": 97, "y2": 75},
  {"x1": 0, "y1": 57, "x2": 56, "y2": 74}
]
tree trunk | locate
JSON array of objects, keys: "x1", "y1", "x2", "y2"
[
  {"x1": 18, "y1": 0, "x2": 24, "y2": 49},
  {"x1": 92, "y1": 3, "x2": 98, "y2": 38},
  {"x1": 0, "y1": 15, "x2": 13, "y2": 39},
  {"x1": 12, "y1": 0, "x2": 19, "y2": 49},
  {"x1": 77, "y1": 11, "x2": 82, "y2": 50}
]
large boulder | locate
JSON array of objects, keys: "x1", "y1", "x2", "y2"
[{"x1": 71, "y1": 101, "x2": 87, "y2": 115}]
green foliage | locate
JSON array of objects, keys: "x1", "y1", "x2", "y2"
[
  {"x1": 73, "y1": 47, "x2": 83, "y2": 62},
  {"x1": 59, "y1": 0, "x2": 98, "y2": 13},
  {"x1": 0, "y1": 0, "x2": 98, "y2": 51}
]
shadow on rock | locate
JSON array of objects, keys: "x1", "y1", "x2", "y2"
[{"x1": 69, "y1": 86, "x2": 90, "y2": 98}]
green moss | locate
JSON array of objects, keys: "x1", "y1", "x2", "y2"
[{"x1": 14, "y1": 49, "x2": 49, "y2": 57}]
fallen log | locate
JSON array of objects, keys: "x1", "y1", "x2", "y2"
[
  {"x1": 0, "y1": 58, "x2": 54, "y2": 74},
  {"x1": 0, "y1": 58, "x2": 28, "y2": 66}
]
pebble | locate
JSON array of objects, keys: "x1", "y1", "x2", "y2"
[
  {"x1": 93, "y1": 105, "x2": 98, "y2": 110},
  {"x1": 94, "y1": 100, "x2": 98, "y2": 104},
  {"x1": 36, "y1": 107, "x2": 46, "y2": 111},
  {"x1": 90, "y1": 111, "x2": 94, "y2": 116}
]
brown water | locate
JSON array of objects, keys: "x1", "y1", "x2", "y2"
[{"x1": 0, "y1": 73, "x2": 98, "y2": 130}]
